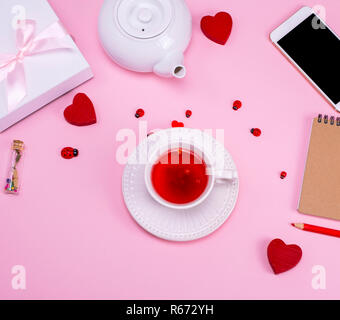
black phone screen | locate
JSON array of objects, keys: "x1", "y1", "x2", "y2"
[{"x1": 278, "y1": 14, "x2": 340, "y2": 104}]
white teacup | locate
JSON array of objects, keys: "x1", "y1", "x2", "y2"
[{"x1": 145, "y1": 141, "x2": 237, "y2": 209}]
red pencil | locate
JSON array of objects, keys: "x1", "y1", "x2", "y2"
[{"x1": 292, "y1": 223, "x2": 340, "y2": 238}]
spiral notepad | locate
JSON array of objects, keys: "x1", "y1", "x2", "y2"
[{"x1": 298, "y1": 114, "x2": 340, "y2": 221}]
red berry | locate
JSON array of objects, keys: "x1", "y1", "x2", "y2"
[
  {"x1": 251, "y1": 128, "x2": 261, "y2": 137},
  {"x1": 185, "y1": 110, "x2": 192, "y2": 118},
  {"x1": 233, "y1": 100, "x2": 242, "y2": 110},
  {"x1": 61, "y1": 147, "x2": 76, "y2": 159},
  {"x1": 280, "y1": 171, "x2": 287, "y2": 179},
  {"x1": 135, "y1": 108, "x2": 145, "y2": 118}
]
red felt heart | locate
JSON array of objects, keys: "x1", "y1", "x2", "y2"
[
  {"x1": 64, "y1": 93, "x2": 97, "y2": 126},
  {"x1": 201, "y1": 12, "x2": 233, "y2": 45},
  {"x1": 267, "y1": 239, "x2": 302, "y2": 274}
]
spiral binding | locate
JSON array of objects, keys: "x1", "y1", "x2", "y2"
[{"x1": 317, "y1": 114, "x2": 340, "y2": 126}]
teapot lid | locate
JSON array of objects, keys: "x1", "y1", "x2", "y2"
[{"x1": 117, "y1": 0, "x2": 173, "y2": 39}]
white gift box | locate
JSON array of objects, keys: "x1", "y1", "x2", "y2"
[{"x1": 0, "y1": 0, "x2": 93, "y2": 132}]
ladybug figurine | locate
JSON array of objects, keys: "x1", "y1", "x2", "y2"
[
  {"x1": 251, "y1": 128, "x2": 262, "y2": 137},
  {"x1": 135, "y1": 108, "x2": 145, "y2": 118},
  {"x1": 61, "y1": 147, "x2": 79, "y2": 159},
  {"x1": 280, "y1": 171, "x2": 287, "y2": 179},
  {"x1": 233, "y1": 100, "x2": 242, "y2": 110}
]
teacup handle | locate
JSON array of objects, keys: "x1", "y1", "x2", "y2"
[{"x1": 215, "y1": 169, "x2": 238, "y2": 183}]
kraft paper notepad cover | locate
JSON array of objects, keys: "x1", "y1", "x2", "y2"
[{"x1": 298, "y1": 116, "x2": 340, "y2": 221}]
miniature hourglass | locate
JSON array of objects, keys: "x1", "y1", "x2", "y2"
[{"x1": 4, "y1": 140, "x2": 24, "y2": 194}]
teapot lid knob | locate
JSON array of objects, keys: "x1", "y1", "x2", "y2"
[
  {"x1": 117, "y1": 0, "x2": 173, "y2": 39},
  {"x1": 138, "y1": 8, "x2": 153, "y2": 23}
]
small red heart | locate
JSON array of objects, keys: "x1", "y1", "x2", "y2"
[
  {"x1": 172, "y1": 120, "x2": 184, "y2": 128},
  {"x1": 64, "y1": 93, "x2": 97, "y2": 126},
  {"x1": 201, "y1": 12, "x2": 233, "y2": 45},
  {"x1": 267, "y1": 239, "x2": 302, "y2": 274}
]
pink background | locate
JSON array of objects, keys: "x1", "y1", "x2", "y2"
[{"x1": 1, "y1": 0, "x2": 340, "y2": 299}]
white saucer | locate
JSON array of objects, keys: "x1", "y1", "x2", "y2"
[{"x1": 122, "y1": 128, "x2": 239, "y2": 241}]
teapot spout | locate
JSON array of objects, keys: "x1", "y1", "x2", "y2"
[{"x1": 153, "y1": 51, "x2": 186, "y2": 79}]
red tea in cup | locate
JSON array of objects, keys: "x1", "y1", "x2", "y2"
[{"x1": 151, "y1": 148, "x2": 209, "y2": 204}]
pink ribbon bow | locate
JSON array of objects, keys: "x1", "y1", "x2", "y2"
[{"x1": 0, "y1": 20, "x2": 72, "y2": 112}]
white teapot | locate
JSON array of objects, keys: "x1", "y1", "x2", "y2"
[{"x1": 98, "y1": 0, "x2": 192, "y2": 78}]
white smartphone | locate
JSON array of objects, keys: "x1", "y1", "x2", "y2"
[{"x1": 271, "y1": 6, "x2": 340, "y2": 111}]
